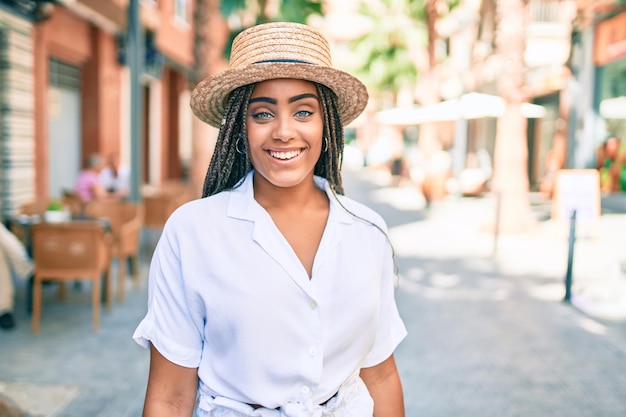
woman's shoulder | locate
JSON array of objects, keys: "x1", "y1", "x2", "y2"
[
  {"x1": 166, "y1": 191, "x2": 231, "y2": 225},
  {"x1": 333, "y1": 193, "x2": 388, "y2": 232}
]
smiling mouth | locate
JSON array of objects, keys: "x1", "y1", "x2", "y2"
[{"x1": 268, "y1": 149, "x2": 303, "y2": 160}]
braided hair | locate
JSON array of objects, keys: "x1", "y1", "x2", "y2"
[
  {"x1": 201, "y1": 82, "x2": 345, "y2": 198},
  {"x1": 200, "y1": 81, "x2": 400, "y2": 285}
]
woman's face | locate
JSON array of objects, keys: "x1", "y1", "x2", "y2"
[
  {"x1": 246, "y1": 78, "x2": 324, "y2": 189},
  {"x1": 605, "y1": 137, "x2": 620, "y2": 159}
]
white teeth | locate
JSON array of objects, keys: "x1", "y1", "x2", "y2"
[{"x1": 269, "y1": 149, "x2": 302, "y2": 160}]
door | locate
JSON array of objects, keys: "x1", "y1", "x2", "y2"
[{"x1": 48, "y1": 58, "x2": 81, "y2": 198}]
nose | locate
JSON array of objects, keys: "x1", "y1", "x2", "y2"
[{"x1": 272, "y1": 114, "x2": 296, "y2": 143}]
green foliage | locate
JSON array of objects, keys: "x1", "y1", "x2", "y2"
[
  {"x1": 219, "y1": 0, "x2": 323, "y2": 60},
  {"x1": 46, "y1": 200, "x2": 65, "y2": 211},
  {"x1": 348, "y1": 0, "x2": 426, "y2": 97},
  {"x1": 347, "y1": 0, "x2": 460, "y2": 99},
  {"x1": 219, "y1": 0, "x2": 247, "y2": 17},
  {"x1": 277, "y1": 0, "x2": 322, "y2": 23}
]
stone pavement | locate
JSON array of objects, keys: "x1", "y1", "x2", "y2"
[{"x1": 1, "y1": 167, "x2": 625, "y2": 417}]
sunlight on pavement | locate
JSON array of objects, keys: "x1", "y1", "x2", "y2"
[
  {"x1": 575, "y1": 316, "x2": 608, "y2": 336},
  {"x1": 399, "y1": 268, "x2": 512, "y2": 301},
  {"x1": 430, "y1": 273, "x2": 461, "y2": 288},
  {"x1": 370, "y1": 186, "x2": 427, "y2": 211},
  {"x1": 526, "y1": 283, "x2": 566, "y2": 301},
  {"x1": 0, "y1": 382, "x2": 79, "y2": 417}
]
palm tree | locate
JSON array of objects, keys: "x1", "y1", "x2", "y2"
[
  {"x1": 491, "y1": 0, "x2": 536, "y2": 233},
  {"x1": 417, "y1": 0, "x2": 453, "y2": 199},
  {"x1": 345, "y1": 0, "x2": 461, "y2": 199},
  {"x1": 348, "y1": 0, "x2": 423, "y2": 105}
]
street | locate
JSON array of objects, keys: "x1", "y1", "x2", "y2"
[
  {"x1": 344, "y1": 169, "x2": 626, "y2": 417},
  {"x1": 1, "y1": 167, "x2": 625, "y2": 416}
]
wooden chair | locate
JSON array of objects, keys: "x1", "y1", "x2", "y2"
[
  {"x1": 62, "y1": 189, "x2": 85, "y2": 215},
  {"x1": 85, "y1": 201, "x2": 144, "y2": 302},
  {"x1": 142, "y1": 182, "x2": 193, "y2": 229},
  {"x1": 30, "y1": 221, "x2": 113, "y2": 333},
  {"x1": 18, "y1": 200, "x2": 49, "y2": 216}
]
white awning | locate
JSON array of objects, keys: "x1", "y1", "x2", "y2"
[
  {"x1": 376, "y1": 93, "x2": 547, "y2": 125},
  {"x1": 599, "y1": 96, "x2": 626, "y2": 119}
]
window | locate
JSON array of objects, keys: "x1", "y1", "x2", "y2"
[{"x1": 175, "y1": 0, "x2": 190, "y2": 24}]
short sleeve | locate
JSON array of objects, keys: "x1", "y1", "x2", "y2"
[
  {"x1": 362, "y1": 239, "x2": 407, "y2": 367},
  {"x1": 132, "y1": 220, "x2": 204, "y2": 368}
]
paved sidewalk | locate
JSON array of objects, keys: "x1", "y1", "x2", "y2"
[
  {"x1": 1, "y1": 167, "x2": 625, "y2": 417},
  {"x1": 345, "y1": 169, "x2": 626, "y2": 416}
]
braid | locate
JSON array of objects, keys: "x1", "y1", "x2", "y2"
[
  {"x1": 313, "y1": 84, "x2": 400, "y2": 284},
  {"x1": 314, "y1": 83, "x2": 345, "y2": 195},
  {"x1": 202, "y1": 84, "x2": 255, "y2": 197},
  {"x1": 202, "y1": 82, "x2": 345, "y2": 197}
]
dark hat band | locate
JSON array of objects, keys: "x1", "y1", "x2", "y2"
[{"x1": 254, "y1": 59, "x2": 314, "y2": 65}]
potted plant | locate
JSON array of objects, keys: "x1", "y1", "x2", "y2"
[{"x1": 44, "y1": 200, "x2": 70, "y2": 223}]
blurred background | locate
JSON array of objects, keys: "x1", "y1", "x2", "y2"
[
  {"x1": 0, "y1": 0, "x2": 624, "y2": 229},
  {"x1": 1, "y1": 0, "x2": 626, "y2": 416}
]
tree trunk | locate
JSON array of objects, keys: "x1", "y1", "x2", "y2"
[
  {"x1": 189, "y1": 0, "x2": 229, "y2": 198},
  {"x1": 418, "y1": 0, "x2": 445, "y2": 202},
  {"x1": 418, "y1": 0, "x2": 442, "y2": 153},
  {"x1": 492, "y1": 0, "x2": 537, "y2": 234}
]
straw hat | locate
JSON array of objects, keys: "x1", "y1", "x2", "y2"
[{"x1": 191, "y1": 22, "x2": 369, "y2": 128}]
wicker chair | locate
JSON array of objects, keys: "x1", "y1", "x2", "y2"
[
  {"x1": 31, "y1": 221, "x2": 113, "y2": 333},
  {"x1": 85, "y1": 201, "x2": 144, "y2": 302},
  {"x1": 61, "y1": 189, "x2": 86, "y2": 215},
  {"x1": 18, "y1": 200, "x2": 49, "y2": 216}
]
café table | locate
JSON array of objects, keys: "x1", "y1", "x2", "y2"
[{"x1": 4, "y1": 213, "x2": 112, "y2": 314}]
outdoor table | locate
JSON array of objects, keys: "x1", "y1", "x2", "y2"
[{"x1": 4, "y1": 214, "x2": 112, "y2": 314}]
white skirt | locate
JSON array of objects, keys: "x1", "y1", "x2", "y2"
[{"x1": 196, "y1": 375, "x2": 373, "y2": 417}]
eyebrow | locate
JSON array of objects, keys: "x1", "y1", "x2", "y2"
[
  {"x1": 248, "y1": 93, "x2": 319, "y2": 105},
  {"x1": 288, "y1": 93, "x2": 319, "y2": 103},
  {"x1": 249, "y1": 97, "x2": 277, "y2": 105}
]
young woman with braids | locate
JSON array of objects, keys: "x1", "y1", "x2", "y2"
[{"x1": 134, "y1": 22, "x2": 407, "y2": 417}]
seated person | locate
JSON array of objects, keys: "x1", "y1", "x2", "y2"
[
  {"x1": 0, "y1": 222, "x2": 34, "y2": 330},
  {"x1": 75, "y1": 154, "x2": 123, "y2": 204},
  {"x1": 99, "y1": 152, "x2": 130, "y2": 198}
]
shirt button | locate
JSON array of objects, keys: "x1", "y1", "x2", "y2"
[
  {"x1": 309, "y1": 347, "x2": 317, "y2": 357},
  {"x1": 310, "y1": 300, "x2": 318, "y2": 310},
  {"x1": 301, "y1": 385, "x2": 310, "y2": 394}
]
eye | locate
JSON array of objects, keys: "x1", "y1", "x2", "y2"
[
  {"x1": 251, "y1": 111, "x2": 273, "y2": 120},
  {"x1": 295, "y1": 110, "x2": 313, "y2": 118}
]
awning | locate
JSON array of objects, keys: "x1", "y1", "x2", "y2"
[
  {"x1": 376, "y1": 92, "x2": 547, "y2": 126},
  {"x1": 599, "y1": 96, "x2": 626, "y2": 119}
]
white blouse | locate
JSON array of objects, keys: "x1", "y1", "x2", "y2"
[{"x1": 133, "y1": 171, "x2": 407, "y2": 416}]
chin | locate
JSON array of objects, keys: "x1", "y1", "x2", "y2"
[{"x1": 255, "y1": 170, "x2": 313, "y2": 189}]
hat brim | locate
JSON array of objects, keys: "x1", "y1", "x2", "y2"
[{"x1": 191, "y1": 62, "x2": 369, "y2": 128}]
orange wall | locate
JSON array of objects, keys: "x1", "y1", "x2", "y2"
[
  {"x1": 156, "y1": 1, "x2": 195, "y2": 69},
  {"x1": 34, "y1": 7, "x2": 91, "y2": 198},
  {"x1": 160, "y1": 68, "x2": 188, "y2": 181},
  {"x1": 82, "y1": 29, "x2": 122, "y2": 163},
  {"x1": 594, "y1": 11, "x2": 626, "y2": 65},
  {"x1": 34, "y1": 6, "x2": 121, "y2": 199}
]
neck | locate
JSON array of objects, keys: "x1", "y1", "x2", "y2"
[{"x1": 252, "y1": 172, "x2": 326, "y2": 211}]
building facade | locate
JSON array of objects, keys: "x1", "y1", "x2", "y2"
[
  {"x1": 0, "y1": 0, "x2": 197, "y2": 218},
  {"x1": 0, "y1": 2, "x2": 38, "y2": 217}
]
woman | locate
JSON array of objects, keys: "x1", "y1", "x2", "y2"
[
  {"x1": 99, "y1": 152, "x2": 130, "y2": 197},
  {"x1": 133, "y1": 22, "x2": 407, "y2": 417},
  {"x1": 596, "y1": 136, "x2": 624, "y2": 193},
  {"x1": 0, "y1": 222, "x2": 33, "y2": 330},
  {"x1": 74, "y1": 153, "x2": 124, "y2": 204},
  {"x1": 74, "y1": 154, "x2": 108, "y2": 203}
]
